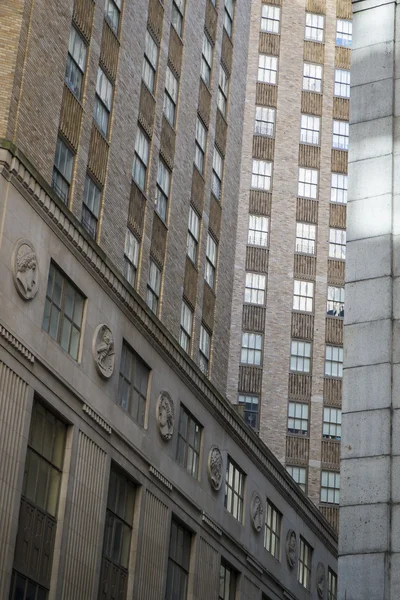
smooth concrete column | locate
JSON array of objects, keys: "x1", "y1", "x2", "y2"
[{"x1": 340, "y1": 1, "x2": 396, "y2": 598}]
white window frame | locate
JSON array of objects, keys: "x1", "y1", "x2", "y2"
[
  {"x1": 254, "y1": 106, "x2": 275, "y2": 137},
  {"x1": 329, "y1": 228, "x2": 346, "y2": 260},
  {"x1": 224, "y1": 0, "x2": 235, "y2": 38},
  {"x1": 82, "y1": 175, "x2": 101, "y2": 238},
  {"x1": 244, "y1": 273, "x2": 266, "y2": 305},
  {"x1": 241, "y1": 333, "x2": 263, "y2": 366},
  {"x1": 65, "y1": 26, "x2": 87, "y2": 99},
  {"x1": 295, "y1": 222, "x2": 316, "y2": 255},
  {"x1": 286, "y1": 465, "x2": 307, "y2": 492},
  {"x1": 303, "y1": 62, "x2": 322, "y2": 93},
  {"x1": 264, "y1": 500, "x2": 282, "y2": 560},
  {"x1": 261, "y1": 5, "x2": 280, "y2": 34},
  {"x1": 105, "y1": 0, "x2": 122, "y2": 35},
  {"x1": 288, "y1": 402, "x2": 309, "y2": 436},
  {"x1": 180, "y1": 301, "x2": 193, "y2": 353},
  {"x1": 155, "y1": 158, "x2": 171, "y2": 223},
  {"x1": 323, "y1": 407, "x2": 342, "y2": 440},
  {"x1": 328, "y1": 569, "x2": 338, "y2": 600},
  {"x1": 172, "y1": 0, "x2": 185, "y2": 37},
  {"x1": 258, "y1": 55, "x2": 278, "y2": 84},
  {"x1": 52, "y1": 137, "x2": 74, "y2": 204},
  {"x1": 163, "y1": 66, "x2": 178, "y2": 126},
  {"x1": 325, "y1": 345, "x2": 343, "y2": 378},
  {"x1": 199, "y1": 325, "x2": 211, "y2": 375},
  {"x1": 212, "y1": 146, "x2": 223, "y2": 200},
  {"x1": 132, "y1": 127, "x2": 150, "y2": 191},
  {"x1": 124, "y1": 229, "x2": 140, "y2": 287},
  {"x1": 147, "y1": 260, "x2": 161, "y2": 313},
  {"x1": 201, "y1": 33, "x2": 213, "y2": 87},
  {"x1": 238, "y1": 394, "x2": 259, "y2": 430},
  {"x1": 205, "y1": 233, "x2": 217, "y2": 289},
  {"x1": 290, "y1": 340, "x2": 311, "y2": 373},
  {"x1": 187, "y1": 207, "x2": 200, "y2": 264},
  {"x1": 298, "y1": 167, "x2": 318, "y2": 199},
  {"x1": 217, "y1": 66, "x2": 229, "y2": 117},
  {"x1": 321, "y1": 471, "x2": 340, "y2": 504},
  {"x1": 142, "y1": 30, "x2": 159, "y2": 94},
  {"x1": 327, "y1": 285, "x2": 344, "y2": 317},
  {"x1": 293, "y1": 280, "x2": 314, "y2": 313},
  {"x1": 251, "y1": 160, "x2": 272, "y2": 190},
  {"x1": 331, "y1": 173, "x2": 348, "y2": 204},
  {"x1": 94, "y1": 67, "x2": 113, "y2": 138},
  {"x1": 336, "y1": 19, "x2": 352, "y2": 48},
  {"x1": 300, "y1": 114, "x2": 320, "y2": 145},
  {"x1": 334, "y1": 68, "x2": 350, "y2": 98},
  {"x1": 305, "y1": 13, "x2": 324, "y2": 42},
  {"x1": 195, "y1": 117, "x2": 207, "y2": 174},
  {"x1": 225, "y1": 457, "x2": 245, "y2": 522},
  {"x1": 332, "y1": 120, "x2": 349, "y2": 150},
  {"x1": 248, "y1": 215, "x2": 268, "y2": 247},
  {"x1": 298, "y1": 536, "x2": 312, "y2": 590}
]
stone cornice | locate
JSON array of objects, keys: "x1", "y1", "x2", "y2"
[
  {"x1": 0, "y1": 140, "x2": 337, "y2": 555},
  {"x1": 0, "y1": 322, "x2": 35, "y2": 363}
]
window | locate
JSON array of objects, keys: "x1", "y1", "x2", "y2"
[
  {"x1": 132, "y1": 127, "x2": 149, "y2": 191},
  {"x1": 321, "y1": 471, "x2": 340, "y2": 504},
  {"x1": 180, "y1": 301, "x2": 193, "y2": 353},
  {"x1": 52, "y1": 137, "x2": 74, "y2": 204},
  {"x1": 82, "y1": 175, "x2": 101, "y2": 238},
  {"x1": 251, "y1": 159, "x2": 272, "y2": 190},
  {"x1": 245, "y1": 272, "x2": 266, "y2": 305},
  {"x1": 117, "y1": 342, "x2": 149, "y2": 424},
  {"x1": 261, "y1": 5, "x2": 280, "y2": 34},
  {"x1": 238, "y1": 394, "x2": 259, "y2": 430},
  {"x1": 303, "y1": 62, "x2": 322, "y2": 93},
  {"x1": 218, "y1": 66, "x2": 229, "y2": 116},
  {"x1": 201, "y1": 33, "x2": 213, "y2": 87},
  {"x1": 334, "y1": 68, "x2": 350, "y2": 98},
  {"x1": 329, "y1": 228, "x2": 346, "y2": 259},
  {"x1": 286, "y1": 465, "x2": 307, "y2": 492},
  {"x1": 248, "y1": 215, "x2": 268, "y2": 246},
  {"x1": 124, "y1": 229, "x2": 140, "y2": 287},
  {"x1": 264, "y1": 500, "x2": 282, "y2": 559},
  {"x1": 43, "y1": 263, "x2": 84, "y2": 360},
  {"x1": 155, "y1": 158, "x2": 171, "y2": 222},
  {"x1": 205, "y1": 233, "x2": 217, "y2": 289},
  {"x1": 195, "y1": 117, "x2": 207, "y2": 174},
  {"x1": 332, "y1": 120, "x2": 349, "y2": 150},
  {"x1": 305, "y1": 13, "x2": 324, "y2": 42},
  {"x1": 298, "y1": 167, "x2": 318, "y2": 199},
  {"x1": 165, "y1": 520, "x2": 191, "y2": 600},
  {"x1": 336, "y1": 19, "x2": 352, "y2": 47},
  {"x1": 295, "y1": 222, "x2": 316, "y2": 254},
  {"x1": 241, "y1": 333, "x2": 262, "y2": 365},
  {"x1": 172, "y1": 0, "x2": 185, "y2": 37},
  {"x1": 219, "y1": 561, "x2": 237, "y2": 600},
  {"x1": 199, "y1": 325, "x2": 211, "y2": 375},
  {"x1": 142, "y1": 30, "x2": 158, "y2": 93},
  {"x1": 328, "y1": 568, "x2": 338, "y2": 600},
  {"x1": 94, "y1": 67, "x2": 113, "y2": 137},
  {"x1": 293, "y1": 280, "x2": 314, "y2": 312},
  {"x1": 327, "y1": 285, "x2": 344, "y2": 316},
  {"x1": 176, "y1": 405, "x2": 202, "y2": 478},
  {"x1": 11, "y1": 402, "x2": 67, "y2": 598},
  {"x1": 224, "y1": 0, "x2": 235, "y2": 37},
  {"x1": 290, "y1": 341, "x2": 311, "y2": 373},
  {"x1": 187, "y1": 207, "x2": 200, "y2": 263},
  {"x1": 225, "y1": 458, "x2": 245, "y2": 521},
  {"x1": 298, "y1": 537, "x2": 312, "y2": 590},
  {"x1": 99, "y1": 468, "x2": 135, "y2": 597},
  {"x1": 164, "y1": 67, "x2": 179, "y2": 126},
  {"x1": 258, "y1": 55, "x2": 278, "y2": 84},
  {"x1": 65, "y1": 26, "x2": 87, "y2": 99},
  {"x1": 147, "y1": 260, "x2": 161, "y2": 313},
  {"x1": 325, "y1": 345, "x2": 343, "y2": 378},
  {"x1": 323, "y1": 407, "x2": 342, "y2": 440},
  {"x1": 105, "y1": 0, "x2": 122, "y2": 34},
  {"x1": 254, "y1": 106, "x2": 275, "y2": 136},
  {"x1": 288, "y1": 402, "x2": 309, "y2": 435},
  {"x1": 300, "y1": 114, "x2": 320, "y2": 145},
  {"x1": 212, "y1": 146, "x2": 223, "y2": 199},
  {"x1": 331, "y1": 173, "x2": 348, "y2": 204}
]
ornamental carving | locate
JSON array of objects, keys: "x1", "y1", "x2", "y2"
[
  {"x1": 316, "y1": 562, "x2": 326, "y2": 598},
  {"x1": 92, "y1": 324, "x2": 115, "y2": 378},
  {"x1": 12, "y1": 239, "x2": 39, "y2": 300},
  {"x1": 250, "y1": 492, "x2": 264, "y2": 532},
  {"x1": 156, "y1": 392, "x2": 175, "y2": 440},
  {"x1": 286, "y1": 529, "x2": 298, "y2": 569},
  {"x1": 208, "y1": 446, "x2": 223, "y2": 491}
]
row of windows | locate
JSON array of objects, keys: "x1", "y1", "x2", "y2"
[{"x1": 286, "y1": 465, "x2": 340, "y2": 506}]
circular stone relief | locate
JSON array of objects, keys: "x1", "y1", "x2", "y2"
[
  {"x1": 250, "y1": 492, "x2": 264, "y2": 532},
  {"x1": 92, "y1": 324, "x2": 115, "y2": 378},
  {"x1": 156, "y1": 392, "x2": 175, "y2": 441},
  {"x1": 316, "y1": 562, "x2": 326, "y2": 598},
  {"x1": 286, "y1": 529, "x2": 298, "y2": 569},
  {"x1": 12, "y1": 238, "x2": 39, "y2": 300},
  {"x1": 207, "y1": 446, "x2": 223, "y2": 491}
]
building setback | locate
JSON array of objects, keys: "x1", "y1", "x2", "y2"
[
  {"x1": 227, "y1": 0, "x2": 351, "y2": 531},
  {"x1": 0, "y1": 1, "x2": 337, "y2": 600}
]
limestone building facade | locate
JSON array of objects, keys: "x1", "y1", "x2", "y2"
[
  {"x1": 226, "y1": 0, "x2": 351, "y2": 531},
  {"x1": 0, "y1": 1, "x2": 337, "y2": 599}
]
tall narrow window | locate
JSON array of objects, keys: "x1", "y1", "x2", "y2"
[
  {"x1": 65, "y1": 26, "x2": 87, "y2": 99},
  {"x1": 323, "y1": 407, "x2": 342, "y2": 440},
  {"x1": 321, "y1": 471, "x2": 340, "y2": 504},
  {"x1": 298, "y1": 537, "x2": 313, "y2": 590},
  {"x1": 94, "y1": 67, "x2": 113, "y2": 137},
  {"x1": 328, "y1": 568, "x2": 338, "y2": 600},
  {"x1": 244, "y1": 272, "x2": 266, "y2": 305},
  {"x1": 225, "y1": 457, "x2": 245, "y2": 522},
  {"x1": 217, "y1": 66, "x2": 229, "y2": 117},
  {"x1": 325, "y1": 345, "x2": 343, "y2": 377},
  {"x1": 251, "y1": 160, "x2": 272, "y2": 190},
  {"x1": 336, "y1": 19, "x2": 352, "y2": 47},
  {"x1": 180, "y1": 301, "x2": 193, "y2": 353},
  {"x1": 224, "y1": 0, "x2": 235, "y2": 37},
  {"x1": 258, "y1": 55, "x2": 278, "y2": 84},
  {"x1": 155, "y1": 158, "x2": 171, "y2": 222},
  {"x1": 201, "y1": 33, "x2": 213, "y2": 87},
  {"x1": 165, "y1": 520, "x2": 191, "y2": 600},
  {"x1": 331, "y1": 173, "x2": 348, "y2": 204},
  {"x1": 261, "y1": 5, "x2": 280, "y2": 34},
  {"x1": 172, "y1": 0, "x2": 185, "y2": 36},
  {"x1": 332, "y1": 120, "x2": 349, "y2": 150},
  {"x1": 147, "y1": 260, "x2": 161, "y2": 313},
  {"x1": 124, "y1": 229, "x2": 140, "y2": 287},
  {"x1": 164, "y1": 66, "x2": 179, "y2": 126},
  {"x1": 105, "y1": 0, "x2": 122, "y2": 34},
  {"x1": 10, "y1": 402, "x2": 67, "y2": 599},
  {"x1": 205, "y1": 233, "x2": 217, "y2": 289},
  {"x1": 295, "y1": 222, "x2": 316, "y2": 255},
  {"x1": 293, "y1": 280, "x2": 314, "y2": 312},
  {"x1": 329, "y1": 228, "x2": 346, "y2": 259},
  {"x1": 264, "y1": 500, "x2": 282, "y2": 559},
  {"x1": 82, "y1": 175, "x2": 101, "y2": 238},
  {"x1": 303, "y1": 63, "x2": 322, "y2": 93},
  {"x1": 187, "y1": 207, "x2": 200, "y2": 264},
  {"x1": 300, "y1": 114, "x2": 320, "y2": 145},
  {"x1": 99, "y1": 468, "x2": 136, "y2": 600},
  {"x1": 52, "y1": 137, "x2": 74, "y2": 204},
  {"x1": 334, "y1": 68, "x2": 350, "y2": 98},
  {"x1": 290, "y1": 341, "x2": 311, "y2": 373},
  {"x1": 132, "y1": 127, "x2": 150, "y2": 191},
  {"x1": 305, "y1": 13, "x2": 324, "y2": 42},
  {"x1": 212, "y1": 146, "x2": 223, "y2": 200},
  {"x1": 288, "y1": 402, "x2": 309, "y2": 435},
  {"x1": 298, "y1": 167, "x2": 318, "y2": 199},
  {"x1": 238, "y1": 394, "x2": 259, "y2": 430},
  {"x1": 254, "y1": 106, "x2": 275, "y2": 136},
  {"x1": 43, "y1": 263, "x2": 84, "y2": 360},
  {"x1": 176, "y1": 405, "x2": 202, "y2": 478},
  {"x1": 142, "y1": 30, "x2": 159, "y2": 93},
  {"x1": 117, "y1": 341, "x2": 149, "y2": 425},
  {"x1": 219, "y1": 561, "x2": 237, "y2": 600},
  {"x1": 195, "y1": 117, "x2": 207, "y2": 174},
  {"x1": 286, "y1": 465, "x2": 307, "y2": 492},
  {"x1": 199, "y1": 325, "x2": 211, "y2": 375},
  {"x1": 241, "y1": 333, "x2": 262, "y2": 365},
  {"x1": 327, "y1": 285, "x2": 344, "y2": 316}
]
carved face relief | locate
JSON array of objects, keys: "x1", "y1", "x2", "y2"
[
  {"x1": 250, "y1": 492, "x2": 264, "y2": 532},
  {"x1": 156, "y1": 392, "x2": 175, "y2": 440},
  {"x1": 12, "y1": 239, "x2": 39, "y2": 300},
  {"x1": 286, "y1": 530, "x2": 298, "y2": 569},
  {"x1": 208, "y1": 446, "x2": 223, "y2": 491},
  {"x1": 92, "y1": 324, "x2": 115, "y2": 378},
  {"x1": 316, "y1": 562, "x2": 326, "y2": 598}
]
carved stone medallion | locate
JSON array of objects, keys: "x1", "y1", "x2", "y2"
[
  {"x1": 208, "y1": 446, "x2": 223, "y2": 491},
  {"x1": 286, "y1": 529, "x2": 298, "y2": 569},
  {"x1": 12, "y1": 239, "x2": 39, "y2": 300},
  {"x1": 156, "y1": 392, "x2": 175, "y2": 441},
  {"x1": 250, "y1": 492, "x2": 264, "y2": 532},
  {"x1": 316, "y1": 562, "x2": 326, "y2": 598},
  {"x1": 92, "y1": 324, "x2": 115, "y2": 378}
]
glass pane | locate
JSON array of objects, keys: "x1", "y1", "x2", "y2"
[
  {"x1": 49, "y1": 306, "x2": 60, "y2": 340},
  {"x1": 69, "y1": 326, "x2": 80, "y2": 360},
  {"x1": 23, "y1": 449, "x2": 39, "y2": 502},
  {"x1": 73, "y1": 293, "x2": 84, "y2": 326},
  {"x1": 47, "y1": 467, "x2": 61, "y2": 516},
  {"x1": 36, "y1": 459, "x2": 49, "y2": 511},
  {"x1": 64, "y1": 284, "x2": 75, "y2": 319},
  {"x1": 52, "y1": 420, "x2": 66, "y2": 469},
  {"x1": 42, "y1": 412, "x2": 55, "y2": 462},
  {"x1": 120, "y1": 523, "x2": 131, "y2": 569},
  {"x1": 42, "y1": 298, "x2": 51, "y2": 333},
  {"x1": 53, "y1": 270, "x2": 63, "y2": 306},
  {"x1": 60, "y1": 318, "x2": 72, "y2": 352},
  {"x1": 112, "y1": 518, "x2": 123, "y2": 563}
]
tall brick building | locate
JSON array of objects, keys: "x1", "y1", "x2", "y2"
[
  {"x1": 227, "y1": 0, "x2": 351, "y2": 532},
  {"x1": 0, "y1": 1, "x2": 337, "y2": 600}
]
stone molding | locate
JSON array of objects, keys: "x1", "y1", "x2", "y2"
[
  {"x1": 0, "y1": 321, "x2": 35, "y2": 363},
  {"x1": 0, "y1": 142, "x2": 337, "y2": 555},
  {"x1": 149, "y1": 465, "x2": 173, "y2": 491},
  {"x1": 201, "y1": 512, "x2": 222, "y2": 536},
  {"x1": 82, "y1": 403, "x2": 112, "y2": 434}
]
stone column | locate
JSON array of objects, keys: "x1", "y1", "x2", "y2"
[{"x1": 340, "y1": 1, "x2": 399, "y2": 598}]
